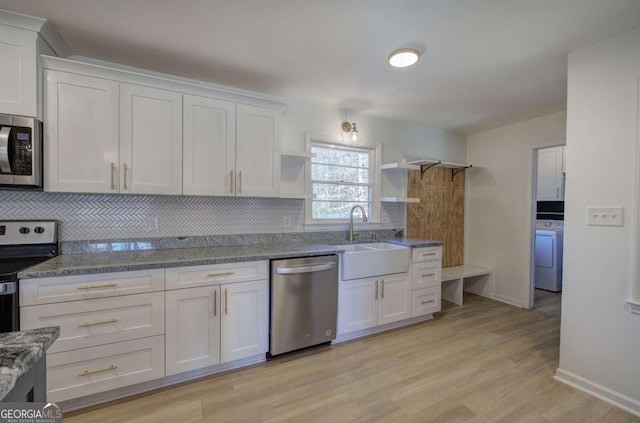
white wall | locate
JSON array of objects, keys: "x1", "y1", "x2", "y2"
[
  {"x1": 465, "y1": 111, "x2": 567, "y2": 306},
  {"x1": 281, "y1": 100, "x2": 467, "y2": 163},
  {"x1": 555, "y1": 26, "x2": 640, "y2": 415}
]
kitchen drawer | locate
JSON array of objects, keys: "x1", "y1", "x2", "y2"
[
  {"x1": 411, "y1": 286, "x2": 441, "y2": 317},
  {"x1": 411, "y1": 260, "x2": 442, "y2": 289},
  {"x1": 20, "y1": 269, "x2": 165, "y2": 306},
  {"x1": 165, "y1": 260, "x2": 268, "y2": 290},
  {"x1": 412, "y1": 246, "x2": 442, "y2": 263},
  {"x1": 46, "y1": 335, "x2": 165, "y2": 403},
  {"x1": 21, "y1": 292, "x2": 165, "y2": 354}
]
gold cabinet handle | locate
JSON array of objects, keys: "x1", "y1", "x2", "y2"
[
  {"x1": 557, "y1": 187, "x2": 560, "y2": 198},
  {"x1": 79, "y1": 364, "x2": 118, "y2": 377},
  {"x1": 374, "y1": 281, "x2": 378, "y2": 300},
  {"x1": 237, "y1": 170, "x2": 242, "y2": 193},
  {"x1": 78, "y1": 318, "x2": 118, "y2": 328},
  {"x1": 422, "y1": 273, "x2": 436, "y2": 277},
  {"x1": 224, "y1": 289, "x2": 228, "y2": 315},
  {"x1": 206, "y1": 272, "x2": 235, "y2": 278},
  {"x1": 230, "y1": 170, "x2": 234, "y2": 193},
  {"x1": 110, "y1": 162, "x2": 116, "y2": 190},
  {"x1": 77, "y1": 283, "x2": 118, "y2": 290},
  {"x1": 422, "y1": 252, "x2": 437, "y2": 256},
  {"x1": 213, "y1": 290, "x2": 217, "y2": 317},
  {"x1": 123, "y1": 163, "x2": 128, "y2": 190},
  {"x1": 421, "y1": 300, "x2": 435, "y2": 304},
  {"x1": 381, "y1": 279, "x2": 384, "y2": 299}
]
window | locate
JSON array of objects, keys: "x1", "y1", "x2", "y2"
[{"x1": 307, "y1": 141, "x2": 378, "y2": 223}]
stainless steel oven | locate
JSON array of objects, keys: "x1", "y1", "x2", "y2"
[
  {"x1": 0, "y1": 220, "x2": 58, "y2": 333},
  {"x1": 0, "y1": 114, "x2": 43, "y2": 189}
]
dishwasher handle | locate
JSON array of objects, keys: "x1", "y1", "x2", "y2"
[{"x1": 275, "y1": 262, "x2": 336, "y2": 275}]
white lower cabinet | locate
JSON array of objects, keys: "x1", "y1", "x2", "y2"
[
  {"x1": 338, "y1": 272, "x2": 410, "y2": 335},
  {"x1": 165, "y1": 286, "x2": 220, "y2": 376},
  {"x1": 410, "y1": 246, "x2": 443, "y2": 317},
  {"x1": 220, "y1": 280, "x2": 269, "y2": 362},
  {"x1": 165, "y1": 264, "x2": 268, "y2": 376},
  {"x1": 46, "y1": 335, "x2": 165, "y2": 403}
]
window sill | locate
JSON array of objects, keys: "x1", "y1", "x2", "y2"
[
  {"x1": 304, "y1": 221, "x2": 390, "y2": 232},
  {"x1": 627, "y1": 299, "x2": 640, "y2": 315}
]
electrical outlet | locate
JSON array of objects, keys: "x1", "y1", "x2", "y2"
[
  {"x1": 283, "y1": 216, "x2": 292, "y2": 229},
  {"x1": 586, "y1": 206, "x2": 624, "y2": 227}
]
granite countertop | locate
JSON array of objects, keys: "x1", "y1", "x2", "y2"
[
  {"x1": 18, "y1": 238, "x2": 444, "y2": 279},
  {"x1": 19, "y1": 242, "x2": 346, "y2": 278},
  {"x1": 0, "y1": 327, "x2": 60, "y2": 400}
]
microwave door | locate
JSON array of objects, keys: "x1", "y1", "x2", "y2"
[{"x1": 0, "y1": 126, "x2": 12, "y2": 185}]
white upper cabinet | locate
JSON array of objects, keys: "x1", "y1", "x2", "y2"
[
  {"x1": 536, "y1": 146, "x2": 565, "y2": 201},
  {"x1": 44, "y1": 70, "x2": 119, "y2": 193},
  {"x1": 235, "y1": 104, "x2": 281, "y2": 197},
  {"x1": 0, "y1": 25, "x2": 37, "y2": 117},
  {"x1": 42, "y1": 56, "x2": 285, "y2": 197},
  {"x1": 120, "y1": 83, "x2": 183, "y2": 195},
  {"x1": 183, "y1": 95, "x2": 236, "y2": 196},
  {"x1": 44, "y1": 72, "x2": 183, "y2": 195}
]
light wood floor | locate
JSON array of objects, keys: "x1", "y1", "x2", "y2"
[
  {"x1": 534, "y1": 289, "x2": 562, "y2": 315},
  {"x1": 65, "y1": 294, "x2": 639, "y2": 423}
]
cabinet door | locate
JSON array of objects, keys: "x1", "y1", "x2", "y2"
[
  {"x1": 220, "y1": 280, "x2": 268, "y2": 363},
  {"x1": 166, "y1": 286, "x2": 220, "y2": 376},
  {"x1": 44, "y1": 70, "x2": 119, "y2": 193},
  {"x1": 183, "y1": 95, "x2": 235, "y2": 196},
  {"x1": 536, "y1": 147, "x2": 563, "y2": 201},
  {"x1": 235, "y1": 104, "x2": 281, "y2": 197},
  {"x1": 338, "y1": 277, "x2": 378, "y2": 335},
  {"x1": 120, "y1": 83, "x2": 183, "y2": 195},
  {"x1": 378, "y1": 273, "x2": 411, "y2": 325},
  {"x1": 0, "y1": 25, "x2": 37, "y2": 117}
]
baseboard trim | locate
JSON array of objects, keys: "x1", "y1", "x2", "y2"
[
  {"x1": 333, "y1": 315, "x2": 434, "y2": 344},
  {"x1": 555, "y1": 368, "x2": 640, "y2": 417},
  {"x1": 490, "y1": 293, "x2": 524, "y2": 308}
]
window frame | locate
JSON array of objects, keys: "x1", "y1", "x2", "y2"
[{"x1": 305, "y1": 136, "x2": 380, "y2": 227}]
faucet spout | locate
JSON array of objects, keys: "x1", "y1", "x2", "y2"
[{"x1": 348, "y1": 205, "x2": 368, "y2": 241}]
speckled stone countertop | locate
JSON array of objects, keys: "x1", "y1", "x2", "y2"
[
  {"x1": 18, "y1": 238, "x2": 444, "y2": 279},
  {"x1": 387, "y1": 238, "x2": 444, "y2": 248},
  {"x1": 18, "y1": 243, "x2": 346, "y2": 278},
  {"x1": 0, "y1": 327, "x2": 60, "y2": 400}
]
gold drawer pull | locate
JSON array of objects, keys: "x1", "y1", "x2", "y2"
[
  {"x1": 79, "y1": 364, "x2": 118, "y2": 377},
  {"x1": 78, "y1": 318, "x2": 118, "y2": 328},
  {"x1": 224, "y1": 289, "x2": 228, "y2": 315},
  {"x1": 422, "y1": 252, "x2": 437, "y2": 256},
  {"x1": 110, "y1": 162, "x2": 116, "y2": 190},
  {"x1": 206, "y1": 272, "x2": 235, "y2": 278},
  {"x1": 77, "y1": 283, "x2": 118, "y2": 290},
  {"x1": 421, "y1": 300, "x2": 435, "y2": 304},
  {"x1": 422, "y1": 273, "x2": 436, "y2": 277}
]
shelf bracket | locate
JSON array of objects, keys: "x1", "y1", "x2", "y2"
[
  {"x1": 451, "y1": 165, "x2": 473, "y2": 181},
  {"x1": 420, "y1": 161, "x2": 441, "y2": 179}
]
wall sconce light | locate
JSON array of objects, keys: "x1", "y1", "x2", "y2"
[{"x1": 341, "y1": 121, "x2": 359, "y2": 141}]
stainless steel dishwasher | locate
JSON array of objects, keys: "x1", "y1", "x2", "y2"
[{"x1": 269, "y1": 255, "x2": 338, "y2": 356}]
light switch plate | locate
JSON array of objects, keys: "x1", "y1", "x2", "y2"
[{"x1": 586, "y1": 206, "x2": 624, "y2": 227}]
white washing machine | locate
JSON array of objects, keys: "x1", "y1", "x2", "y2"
[{"x1": 534, "y1": 220, "x2": 564, "y2": 292}]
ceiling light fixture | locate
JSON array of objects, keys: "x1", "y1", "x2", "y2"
[{"x1": 388, "y1": 48, "x2": 420, "y2": 68}]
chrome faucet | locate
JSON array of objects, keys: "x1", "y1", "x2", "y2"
[{"x1": 348, "y1": 205, "x2": 368, "y2": 241}]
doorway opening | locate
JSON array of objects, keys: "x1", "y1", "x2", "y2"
[{"x1": 530, "y1": 145, "x2": 565, "y2": 315}]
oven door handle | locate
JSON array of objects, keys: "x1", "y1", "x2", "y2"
[
  {"x1": 0, "y1": 282, "x2": 16, "y2": 295},
  {"x1": 0, "y1": 127, "x2": 12, "y2": 173}
]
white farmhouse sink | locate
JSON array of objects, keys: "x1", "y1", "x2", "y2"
[{"x1": 332, "y1": 242, "x2": 410, "y2": 280}]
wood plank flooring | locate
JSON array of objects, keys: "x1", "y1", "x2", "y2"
[{"x1": 64, "y1": 294, "x2": 639, "y2": 422}]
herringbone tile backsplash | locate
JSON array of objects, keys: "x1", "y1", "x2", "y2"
[{"x1": 0, "y1": 191, "x2": 404, "y2": 241}]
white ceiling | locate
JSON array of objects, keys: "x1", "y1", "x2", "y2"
[{"x1": 2, "y1": 0, "x2": 640, "y2": 134}]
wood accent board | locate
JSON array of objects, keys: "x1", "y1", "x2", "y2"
[{"x1": 407, "y1": 167, "x2": 465, "y2": 267}]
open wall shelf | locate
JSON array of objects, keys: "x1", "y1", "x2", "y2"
[{"x1": 408, "y1": 159, "x2": 473, "y2": 181}]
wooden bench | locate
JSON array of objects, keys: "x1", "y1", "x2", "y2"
[{"x1": 441, "y1": 265, "x2": 493, "y2": 305}]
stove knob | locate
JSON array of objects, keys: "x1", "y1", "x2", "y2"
[
  {"x1": 19, "y1": 227, "x2": 30, "y2": 234},
  {"x1": 34, "y1": 227, "x2": 45, "y2": 234}
]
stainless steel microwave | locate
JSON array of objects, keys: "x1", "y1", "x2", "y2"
[{"x1": 0, "y1": 114, "x2": 42, "y2": 189}]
